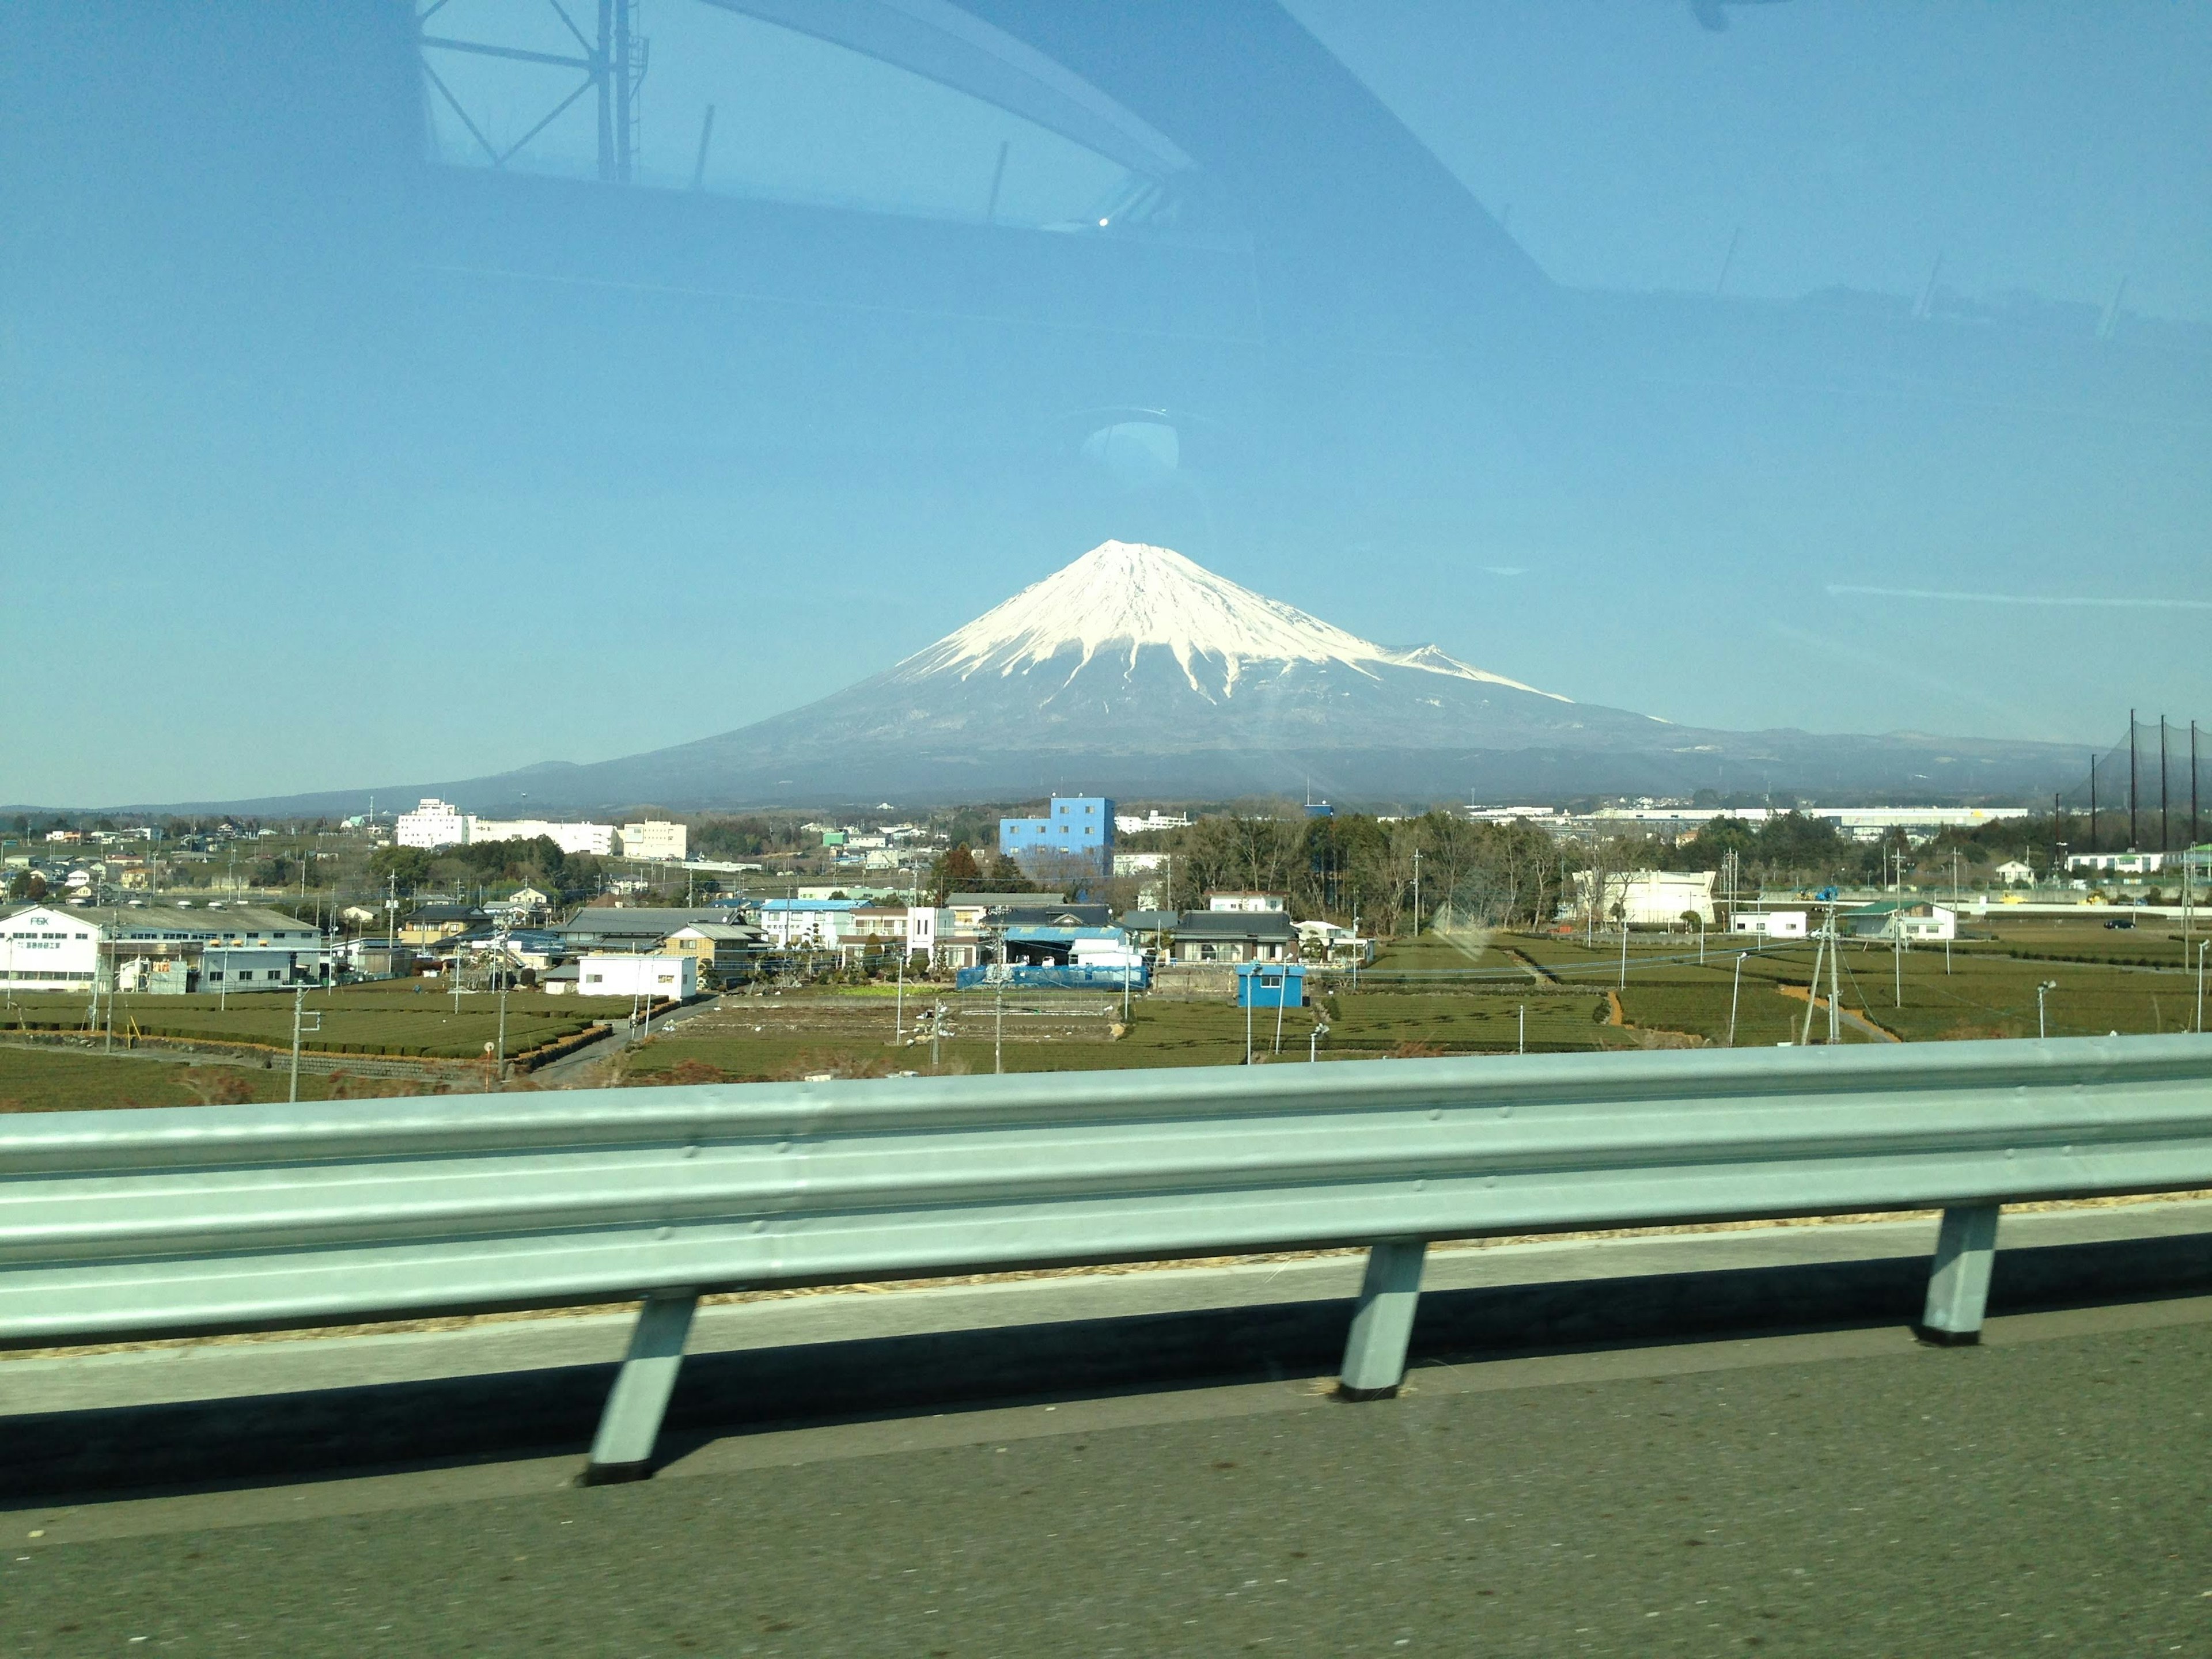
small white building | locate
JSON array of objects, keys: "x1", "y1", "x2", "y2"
[
  {"x1": 200, "y1": 947, "x2": 305, "y2": 990},
  {"x1": 1207, "y1": 892, "x2": 1287, "y2": 913},
  {"x1": 1994, "y1": 859, "x2": 2035, "y2": 886},
  {"x1": 575, "y1": 953, "x2": 696, "y2": 1001},
  {"x1": 1844, "y1": 903, "x2": 1958, "y2": 942},
  {"x1": 396, "y1": 798, "x2": 468, "y2": 850},
  {"x1": 1730, "y1": 910, "x2": 1810, "y2": 939},
  {"x1": 619, "y1": 820, "x2": 690, "y2": 862}
]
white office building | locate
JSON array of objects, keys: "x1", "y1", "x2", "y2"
[
  {"x1": 619, "y1": 821, "x2": 690, "y2": 862},
  {"x1": 396, "y1": 798, "x2": 468, "y2": 850}
]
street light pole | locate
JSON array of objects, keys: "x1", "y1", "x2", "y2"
[
  {"x1": 2037, "y1": 980, "x2": 2057, "y2": 1040},
  {"x1": 1728, "y1": 951, "x2": 1745, "y2": 1048}
]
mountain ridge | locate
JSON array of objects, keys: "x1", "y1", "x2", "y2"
[{"x1": 65, "y1": 541, "x2": 2092, "y2": 814}]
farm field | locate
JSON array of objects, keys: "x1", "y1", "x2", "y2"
[
  {"x1": 1508, "y1": 930, "x2": 2207, "y2": 1044},
  {"x1": 622, "y1": 993, "x2": 1313, "y2": 1079},
  {"x1": 0, "y1": 1046, "x2": 341, "y2": 1113},
  {"x1": 0, "y1": 981, "x2": 609, "y2": 1059},
  {"x1": 1964, "y1": 915, "x2": 2212, "y2": 971}
]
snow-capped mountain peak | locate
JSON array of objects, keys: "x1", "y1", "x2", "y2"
[{"x1": 896, "y1": 540, "x2": 1565, "y2": 700}]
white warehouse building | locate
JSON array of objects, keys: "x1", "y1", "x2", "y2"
[
  {"x1": 0, "y1": 904, "x2": 324, "y2": 992},
  {"x1": 1576, "y1": 869, "x2": 1717, "y2": 927},
  {"x1": 469, "y1": 817, "x2": 617, "y2": 857},
  {"x1": 575, "y1": 953, "x2": 696, "y2": 1001},
  {"x1": 393, "y1": 798, "x2": 618, "y2": 856}
]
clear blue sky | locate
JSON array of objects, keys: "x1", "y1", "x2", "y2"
[{"x1": 3, "y1": 1, "x2": 2207, "y2": 808}]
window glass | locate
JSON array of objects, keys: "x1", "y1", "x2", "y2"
[{"x1": 421, "y1": 0, "x2": 1196, "y2": 236}]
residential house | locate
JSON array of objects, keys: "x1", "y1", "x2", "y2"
[
  {"x1": 397, "y1": 904, "x2": 488, "y2": 946},
  {"x1": 663, "y1": 921, "x2": 766, "y2": 984},
  {"x1": 1166, "y1": 909, "x2": 1296, "y2": 964}
]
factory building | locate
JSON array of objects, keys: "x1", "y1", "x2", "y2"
[{"x1": 999, "y1": 796, "x2": 1114, "y2": 874}]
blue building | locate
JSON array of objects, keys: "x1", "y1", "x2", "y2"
[
  {"x1": 998, "y1": 795, "x2": 1115, "y2": 874},
  {"x1": 1236, "y1": 961, "x2": 1306, "y2": 1009}
]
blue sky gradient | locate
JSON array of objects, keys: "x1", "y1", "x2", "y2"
[{"x1": 3, "y1": 1, "x2": 2206, "y2": 808}]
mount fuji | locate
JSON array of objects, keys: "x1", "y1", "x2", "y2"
[{"x1": 195, "y1": 541, "x2": 2086, "y2": 814}]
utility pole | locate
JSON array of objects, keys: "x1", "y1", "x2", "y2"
[
  {"x1": 2196, "y1": 940, "x2": 2206, "y2": 1034},
  {"x1": 1518, "y1": 1002, "x2": 1525, "y2": 1055},
  {"x1": 493, "y1": 923, "x2": 510, "y2": 1085},
  {"x1": 1412, "y1": 847, "x2": 1422, "y2": 939},
  {"x1": 289, "y1": 986, "x2": 320, "y2": 1104},
  {"x1": 1829, "y1": 914, "x2": 1841, "y2": 1045},
  {"x1": 1800, "y1": 926, "x2": 1824, "y2": 1046},
  {"x1": 894, "y1": 945, "x2": 905, "y2": 1041},
  {"x1": 1618, "y1": 916, "x2": 1628, "y2": 989},
  {"x1": 994, "y1": 973, "x2": 1005, "y2": 1075},
  {"x1": 1893, "y1": 910, "x2": 1903, "y2": 1007}
]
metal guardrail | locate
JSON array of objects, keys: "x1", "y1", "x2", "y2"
[{"x1": 5, "y1": 1035, "x2": 2211, "y2": 1480}]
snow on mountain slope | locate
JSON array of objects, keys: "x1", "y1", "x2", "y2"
[{"x1": 895, "y1": 540, "x2": 1567, "y2": 702}]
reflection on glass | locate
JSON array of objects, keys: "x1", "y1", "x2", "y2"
[{"x1": 418, "y1": 0, "x2": 1206, "y2": 236}]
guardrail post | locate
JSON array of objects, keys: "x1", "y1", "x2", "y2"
[
  {"x1": 1338, "y1": 1240, "x2": 1427, "y2": 1400},
  {"x1": 1918, "y1": 1205, "x2": 2001, "y2": 1345},
  {"x1": 581, "y1": 1291, "x2": 698, "y2": 1484}
]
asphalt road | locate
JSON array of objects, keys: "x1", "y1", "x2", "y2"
[{"x1": 7, "y1": 1308, "x2": 2210, "y2": 1657}]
